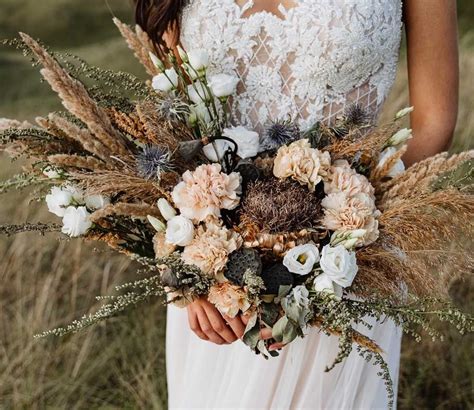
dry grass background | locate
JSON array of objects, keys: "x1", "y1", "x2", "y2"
[{"x1": 0, "y1": 1, "x2": 472, "y2": 409}]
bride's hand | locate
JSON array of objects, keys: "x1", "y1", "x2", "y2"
[
  {"x1": 241, "y1": 315, "x2": 287, "y2": 352},
  {"x1": 187, "y1": 297, "x2": 246, "y2": 344}
]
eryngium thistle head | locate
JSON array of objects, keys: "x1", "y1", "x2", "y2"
[
  {"x1": 344, "y1": 104, "x2": 370, "y2": 127},
  {"x1": 136, "y1": 145, "x2": 173, "y2": 180},
  {"x1": 158, "y1": 94, "x2": 190, "y2": 122},
  {"x1": 261, "y1": 119, "x2": 300, "y2": 151}
]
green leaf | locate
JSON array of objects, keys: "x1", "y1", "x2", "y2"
[
  {"x1": 272, "y1": 315, "x2": 299, "y2": 344},
  {"x1": 261, "y1": 302, "x2": 280, "y2": 327},
  {"x1": 431, "y1": 159, "x2": 474, "y2": 192}
]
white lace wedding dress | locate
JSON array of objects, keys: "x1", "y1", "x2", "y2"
[{"x1": 167, "y1": 1, "x2": 404, "y2": 408}]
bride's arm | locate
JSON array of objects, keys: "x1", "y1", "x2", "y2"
[{"x1": 403, "y1": 0, "x2": 459, "y2": 167}]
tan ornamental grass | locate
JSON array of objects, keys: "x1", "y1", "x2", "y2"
[
  {"x1": 47, "y1": 154, "x2": 107, "y2": 171},
  {"x1": 90, "y1": 202, "x2": 163, "y2": 223}
]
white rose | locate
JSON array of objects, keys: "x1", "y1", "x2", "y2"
[
  {"x1": 283, "y1": 243, "x2": 320, "y2": 275},
  {"x1": 313, "y1": 273, "x2": 343, "y2": 299},
  {"x1": 45, "y1": 186, "x2": 74, "y2": 217},
  {"x1": 187, "y1": 49, "x2": 209, "y2": 71},
  {"x1": 157, "y1": 198, "x2": 177, "y2": 221},
  {"x1": 85, "y1": 194, "x2": 110, "y2": 210},
  {"x1": 43, "y1": 166, "x2": 61, "y2": 179},
  {"x1": 187, "y1": 82, "x2": 211, "y2": 104},
  {"x1": 152, "y1": 68, "x2": 179, "y2": 92},
  {"x1": 166, "y1": 215, "x2": 195, "y2": 246},
  {"x1": 223, "y1": 126, "x2": 260, "y2": 159},
  {"x1": 61, "y1": 206, "x2": 92, "y2": 237},
  {"x1": 208, "y1": 73, "x2": 239, "y2": 98},
  {"x1": 320, "y1": 244, "x2": 358, "y2": 288},
  {"x1": 378, "y1": 147, "x2": 406, "y2": 178}
]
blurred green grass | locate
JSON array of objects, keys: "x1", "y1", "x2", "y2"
[{"x1": 0, "y1": 1, "x2": 472, "y2": 409}]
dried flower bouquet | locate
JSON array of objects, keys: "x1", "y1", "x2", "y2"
[{"x1": 1, "y1": 21, "x2": 473, "y2": 407}]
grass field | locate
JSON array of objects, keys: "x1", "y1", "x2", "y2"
[{"x1": 0, "y1": 1, "x2": 473, "y2": 409}]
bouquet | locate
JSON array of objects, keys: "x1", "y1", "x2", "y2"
[{"x1": 1, "y1": 21, "x2": 473, "y2": 406}]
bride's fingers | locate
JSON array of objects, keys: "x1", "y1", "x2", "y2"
[
  {"x1": 202, "y1": 304, "x2": 238, "y2": 344},
  {"x1": 187, "y1": 307, "x2": 208, "y2": 341},
  {"x1": 260, "y1": 327, "x2": 273, "y2": 340},
  {"x1": 269, "y1": 342, "x2": 286, "y2": 351},
  {"x1": 196, "y1": 307, "x2": 228, "y2": 345},
  {"x1": 223, "y1": 314, "x2": 246, "y2": 339}
]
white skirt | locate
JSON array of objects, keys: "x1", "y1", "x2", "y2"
[{"x1": 166, "y1": 305, "x2": 402, "y2": 410}]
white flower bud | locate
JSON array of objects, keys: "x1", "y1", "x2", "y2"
[
  {"x1": 148, "y1": 51, "x2": 165, "y2": 72},
  {"x1": 147, "y1": 215, "x2": 167, "y2": 232},
  {"x1": 387, "y1": 128, "x2": 412, "y2": 147},
  {"x1": 43, "y1": 166, "x2": 62, "y2": 179},
  {"x1": 187, "y1": 49, "x2": 209, "y2": 71},
  {"x1": 395, "y1": 106, "x2": 414, "y2": 119},
  {"x1": 85, "y1": 194, "x2": 110, "y2": 210},
  {"x1": 177, "y1": 45, "x2": 189, "y2": 63},
  {"x1": 45, "y1": 186, "x2": 74, "y2": 217},
  {"x1": 157, "y1": 198, "x2": 177, "y2": 221},
  {"x1": 187, "y1": 82, "x2": 211, "y2": 104}
]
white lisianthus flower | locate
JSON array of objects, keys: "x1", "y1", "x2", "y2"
[
  {"x1": 320, "y1": 244, "x2": 358, "y2": 288},
  {"x1": 223, "y1": 126, "x2": 260, "y2": 159},
  {"x1": 387, "y1": 128, "x2": 412, "y2": 147},
  {"x1": 43, "y1": 166, "x2": 61, "y2": 179},
  {"x1": 187, "y1": 49, "x2": 209, "y2": 71},
  {"x1": 283, "y1": 243, "x2": 320, "y2": 275},
  {"x1": 157, "y1": 198, "x2": 177, "y2": 221},
  {"x1": 187, "y1": 82, "x2": 211, "y2": 104},
  {"x1": 208, "y1": 73, "x2": 239, "y2": 98},
  {"x1": 189, "y1": 102, "x2": 212, "y2": 125},
  {"x1": 61, "y1": 206, "x2": 92, "y2": 237},
  {"x1": 64, "y1": 184, "x2": 84, "y2": 203},
  {"x1": 165, "y1": 215, "x2": 195, "y2": 247},
  {"x1": 202, "y1": 140, "x2": 229, "y2": 162},
  {"x1": 395, "y1": 106, "x2": 414, "y2": 119},
  {"x1": 313, "y1": 273, "x2": 343, "y2": 299},
  {"x1": 152, "y1": 68, "x2": 179, "y2": 92},
  {"x1": 46, "y1": 186, "x2": 74, "y2": 217},
  {"x1": 378, "y1": 147, "x2": 406, "y2": 178},
  {"x1": 85, "y1": 194, "x2": 110, "y2": 210}
]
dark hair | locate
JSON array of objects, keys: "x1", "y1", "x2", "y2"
[{"x1": 134, "y1": 0, "x2": 188, "y2": 57}]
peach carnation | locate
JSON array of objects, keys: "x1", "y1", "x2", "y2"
[
  {"x1": 273, "y1": 139, "x2": 331, "y2": 191},
  {"x1": 208, "y1": 282, "x2": 251, "y2": 318},
  {"x1": 324, "y1": 160, "x2": 375, "y2": 198},
  {"x1": 321, "y1": 192, "x2": 380, "y2": 245},
  {"x1": 172, "y1": 164, "x2": 241, "y2": 222},
  {"x1": 181, "y1": 222, "x2": 242, "y2": 278}
]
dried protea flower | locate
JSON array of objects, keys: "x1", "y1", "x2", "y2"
[
  {"x1": 136, "y1": 145, "x2": 173, "y2": 180},
  {"x1": 157, "y1": 94, "x2": 190, "y2": 122},
  {"x1": 261, "y1": 118, "x2": 300, "y2": 151},
  {"x1": 238, "y1": 178, "x2": 322, "y2": 234}
]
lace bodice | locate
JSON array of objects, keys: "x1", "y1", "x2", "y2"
[{"x1": 180, "y1": 0, "x2": 403, "y2": 133}]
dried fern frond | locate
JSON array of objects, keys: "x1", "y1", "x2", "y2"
[
  {"x1": 20, "y1": 33, "x2": 131, "y2": 159},
  {"x1": 113, "y1": 18, "x2": 158, "y2": 77}
]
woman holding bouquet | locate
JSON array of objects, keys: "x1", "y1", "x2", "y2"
[{"x1": 135, "y1": 0, "x2": 458, "y2": 408}]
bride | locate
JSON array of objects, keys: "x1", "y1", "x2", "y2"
[{"x1": 135, "y1": 0, "x2": 458, "y2": 408}]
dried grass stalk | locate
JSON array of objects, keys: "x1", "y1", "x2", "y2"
[
  {"x1": 370, "y1": 145, "x2": 407, "y2": 184},
  {"x1": 107, "y1": 107, "x2": 149, "y2": 144},
  {"x1": 90, "y1": 202, "x2": 162, "y2": 223},
  {"x1": 0, "y1": 118, "x2": 33, "y2": 131},
  {"x1": 20, "y1": 33, "x2": 130, "y2": 159},
  {"x1": 379, "y1": 150, "x2": 474, "y2": 208},
  {"x1": 356, "y1": 189, "x2": 474, "y2": 298},
  {"x1": 72, "y1": 170, "x2": 172, "y2": 203},
  {"x1": 113, "y1": 18, "x2": 158, "y2": 77},
  {"x1": 47, "y1": 154, "x2": 107, "y2": 171}
]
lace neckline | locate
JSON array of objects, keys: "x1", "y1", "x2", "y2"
[{"x1": 235, "y1": 0, "x2": 298, "y2": 21}]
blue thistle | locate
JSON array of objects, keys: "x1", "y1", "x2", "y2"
[
  {"x1": 136, "y1": 145, "x2": 173, "y2": 180},
  {"x1": 261, "y1": 119, "x2": 301, "y2": 151}
]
